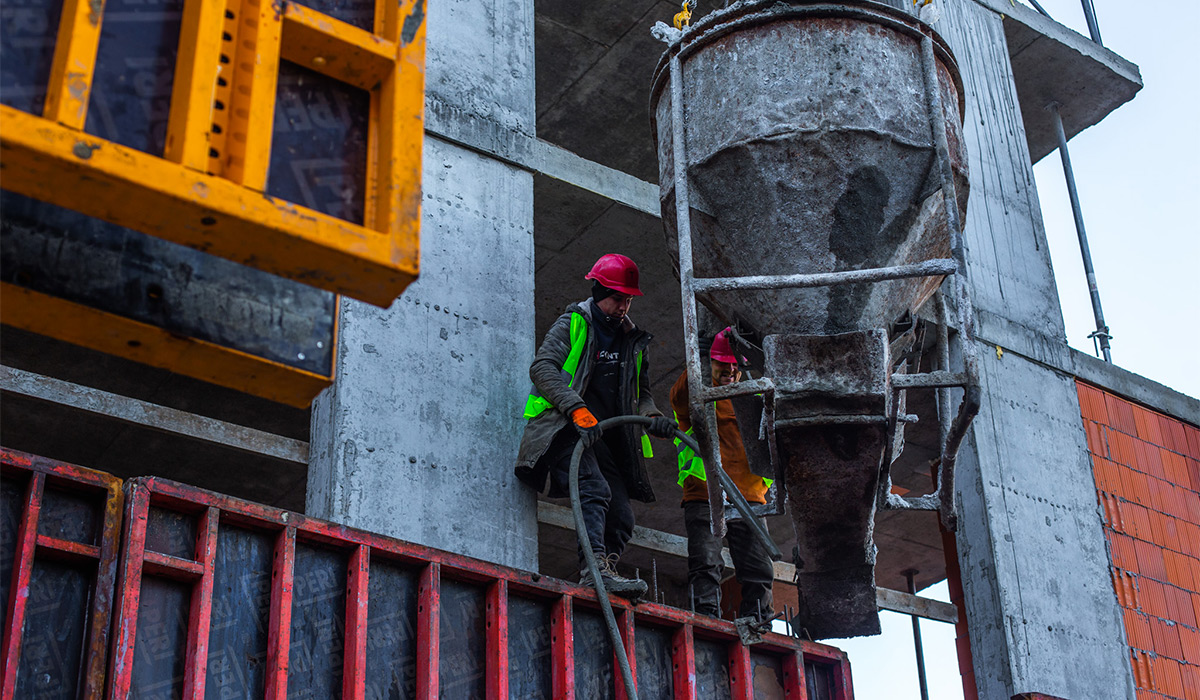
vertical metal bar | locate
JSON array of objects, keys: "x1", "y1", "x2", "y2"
[
  {"x1": 183, "y1": 507, "x2": 220, "y2": 700},
  {"x1": 672, "y1": 624, "x2": 697, "y2": 699},
  {"x1": 417, "y1": 562, "x2": 440, "y2": 699},
  {"x1": 222, "y1": 0, "x2": 283, "y2": 188},
  {"x1": 1080, "y1": 0, "x2": 1103, "y2": 45},
  {"x1": 343, "y1": 545, "x2": 370, "y2": 700},
  {"x1": 266, "y1": 526, "x2": 296, "y2": 700},
  {"x1": 486, "y1": 579, "x2": 509, "y2": 700},
  {"x1": 615, "y1": 608, "x2": 638, "y2": 700},
  {"x1": 551, "y1": 595, "x2": 575, "y2": 699},
  {"x1": 782, "y1": 651, "x2": 808, "y2": 700},
  {"x1": 1047, "y1": 101, "x2": 1112, "y2": 362},
  {"x1": 164, "y1": 0, "x2": 228, "y2": 168},
  {"x1": 667, "y1": 46, "x2": 725, "y2": 538},
  {"x1": 729, "y1": 642, "x2": 753, "y2": 700},
  {"x1": 1, "y1": 472, "x2": 44, "y2": 696},
  {"x1": 905, "y1": 571, "x2": 930, "y2": 700},
  {"x1": 108, "y1": 482, "x2": 150, "y2": 699},
  {"x1": 934, "y1": 291, "x2": 952, "y2": 449},
  {"x1": 834, "y1": 656, "x2": 855, "y2": 700},
  {"x1": 920, "y1": 32, "x2": 981, "y2": 532},
  {"x1": 373, "y1": 0, "x2": 425, "y2": 256},
  {"x1": 85, "y1": 475, "x2": 124, "y2": 700},
  {"x1": 42, "y1": 0, "x2": 105, "y2": 128}
]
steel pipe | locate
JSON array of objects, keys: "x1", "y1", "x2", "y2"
[
  {"x1": 1048, "y1": 101, "x2": 1112, "y2": 362},
  {"x1": 692, "y1": 259, "x2": 957, "y2": 293}
]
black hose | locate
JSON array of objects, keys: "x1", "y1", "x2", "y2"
[{"x1": 569, "y1": 415, "x2": 783, "y2": 699}]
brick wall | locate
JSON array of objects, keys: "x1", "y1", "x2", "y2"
[{"x1": 1077, "y1": 381, "x2": 1200, "y2": 700}]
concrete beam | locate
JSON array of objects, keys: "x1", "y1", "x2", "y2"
[
  {"x1": 537, "y1": 502, "x2": 958, "y2": 624},
  {"x1": 970, "y1": 0, "x2": 1141, "y2": 163},
  {"x1": 0, "y1": 365, "x2": 308, "y2": 464},
  {"x1": 425, "y1": 96, "x2": 660, "y2": 217}
]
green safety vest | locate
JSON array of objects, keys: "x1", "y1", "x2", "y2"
[
  {"x1": 523, "y1": 312, "x2": 654, "y2": 458},
  {"x1": 672, "y1": 410, "x2": 773, "y2": 488}
]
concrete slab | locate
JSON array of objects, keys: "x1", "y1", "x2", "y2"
[{"x1": 973, "y1": 0, "x2": 1142, "y2": 163}]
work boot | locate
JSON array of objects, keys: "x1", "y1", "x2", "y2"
[{"x1": 580, "y1": 553, "x2": 649, "y2": 599}]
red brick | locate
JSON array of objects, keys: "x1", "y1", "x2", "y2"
[
  {"x1": 1180, "y1": 626, "x2": 1200, "y2": 666},
  {"x1": 1170, "y1": 586, "x2": 1199, "y2": 628},
  {"x1": 1195, "y1": 594, "x2": 1200, "y2": 629},
  {"x1": 1103, "y1": 492, "x2": 1125, "y2": 532},
  {"x1": 1085, "y1": 420, "x2": 1106, "y2": 456},
  {"x1": 1152, "y1": 655, "x2": 1186, "y2": 699},
  {"x1": 1184, "y1": 665, "x2": 1200, "y2": 700},
  {"x1": 1152, "y1": 616, "x2": 1186, "y2": 661},
  {"x1": 1140, "y1": 439, "x2": 1171, "y2": 479},
  {"x1": 1113, "y1": 430, "x2": 1141, "y2": 467},
  {"x1": 1137, "y1": 406, "x2": 1168, "y2": 445},
  {"x1": 1163, "y1": 450, "x2": 1191, "y2": 489},
  {"x1": 1144, "y1": 579, "x2": 1171, "y2": 617},
  {"x1": 1188, "y1": 459, "x2": 1200, "y2": 493},
  {"x1": 1132, "y1": 649, "x2": 1155, "y2": 691},
  {"x1": 1078, "y1": 382, "x2": 1109, "y2": 423},
  {"x1": 1180, "y1": 487, "x2": 1200, "y2": 521},
  {"x1": 1127, "y1": 609, "x2": 1154, "y2": 649},
  {"x1": 1127, "y1": 502, "x2": 1154, "y2": 541},
  {"x1": 1111, "y1": 531, "x2": 1139, "y2": 571},
  {"x1": 1166, "y1": 551, "x2": 1197, "y2": 591},
  {"x1": 1184, "y1": 424, "x2": 1200, "y2": 460},
  {"x1": 1140, "y1": 540, "x2": 1172, "y2": 581},
  {"x1": 1152, "y1": 512, "x2": 1172, "y2": 549},
  {"x1": 1108, "y1": 394, "x2": 1139, "y2": 434},
  {"x1": 1163, "y1": 518, "x2": 1183, "y2": 554}
]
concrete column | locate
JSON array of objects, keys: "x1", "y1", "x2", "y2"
[
  {"x1": 935, "y1": 2, "x2": 1134, "y2": 697},
  {"x1": 307, "y1": 0, "x2": 539, "y2": 570}
]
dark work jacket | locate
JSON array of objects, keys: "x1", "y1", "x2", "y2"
[{"x1": 514, "y1": 300, "x2": 662, "y2": 502}]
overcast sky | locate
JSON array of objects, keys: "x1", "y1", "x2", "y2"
[{"x1": 833, "y1": 1, "x2": 1198, "y2": 698}]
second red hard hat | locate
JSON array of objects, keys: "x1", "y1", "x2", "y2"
[
  {"x1": 710, "y1": 327, "x2": 743, "y2": 364},
  {"x1": 585, "y1": 254, "x2": 643, "y2": 296}
]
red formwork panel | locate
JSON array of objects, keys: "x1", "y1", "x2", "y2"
[
  {"x1": 0, "y1": 447, "x2": 123, "y2": 699},
  {"x1": 107, "y1": 476, "x2": 854, "y2": 699}
]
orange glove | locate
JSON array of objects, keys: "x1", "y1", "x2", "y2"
[{"x1": 571, "y1": 407, "x2": 598, "y2": 428}]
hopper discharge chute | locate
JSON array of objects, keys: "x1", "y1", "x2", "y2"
[{"x1": 651, "y1": 0, "x2": 981, "y2": 639}]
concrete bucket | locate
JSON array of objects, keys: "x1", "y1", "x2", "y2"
[{"x1": 651, "y1": 0, "x2": 970, "y2": 639}]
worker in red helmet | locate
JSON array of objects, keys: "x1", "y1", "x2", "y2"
[
  {"x1": 669, "y1": 327, "x2": 775, "y2": 621},
  {"x1": 515, "y1": 253, "x2": 677, "y2": 598}
]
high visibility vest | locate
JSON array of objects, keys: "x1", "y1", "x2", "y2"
[
  {"x1": 523, "y1": 312, "x2": 654, "y2": 458},
  {"x1": 672, "y1": 410, "x2": 773, "y2": 488}
]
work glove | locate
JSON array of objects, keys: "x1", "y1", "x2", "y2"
[
  {"x1": 571, "y1": 407, "x2": 603, "y2": 449},
  {"x1": 646, "y1": 415, "x2": 677, "y2": 439}
]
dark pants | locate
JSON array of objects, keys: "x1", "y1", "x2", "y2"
[
  {"x1": 683, "y1": 501, "x2": 774, "y2": 619},
  {"x1": 538, "y1": 427, "x2": 635, "y2": 565}
]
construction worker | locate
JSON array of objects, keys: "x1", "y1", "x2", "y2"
[
  {"x1": 515, "y1": 253, "x2": 677, "y2": 598},
  {"x1": 669, "y1": 327, "x2": 775, "y2": 620}
]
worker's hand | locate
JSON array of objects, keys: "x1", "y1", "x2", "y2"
[
  {"x1": 646, "y1": 415, "x2": 677, "y2": 439},
  {"x1": 571, "y1": 407, "x2": 603, "y2": 449}
]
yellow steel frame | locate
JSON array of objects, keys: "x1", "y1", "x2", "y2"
[
  {"x1": 0, "y1": 0, "x2": 425, "y2": 406},
  {"x1": 1, "y1": 0, "x2": 426, "y2": 306}
]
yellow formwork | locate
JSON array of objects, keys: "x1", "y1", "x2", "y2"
[{"x1": 0, "y1": 0, "x2": 427, "y2": 406}]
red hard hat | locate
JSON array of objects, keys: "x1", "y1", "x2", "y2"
[
  {"x1": 585, "y1": 254, "x2": 643, "y2": 296},
  {"x1": 709, "y1": 327, "x2": 741, "y2": 364}
]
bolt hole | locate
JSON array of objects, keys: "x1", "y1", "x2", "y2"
[
  {"x1": 219, "y1": 54, "x2": 230, "y2": 64},
  {"x1": 217, "y1": 76, "x2": 228, "y2": 87},
  {"x1": 222, "y1": 31, "x2": 232, "y2": 41},
  {"x1": 225, "y1": 9, "x2": 235, "y2": 18},
  {"x1": 209, "y1": 148, "x2": 219, "y2": 158},
  {"x1": 214, "y1": 100, "x2": 225, "y2": 110},
  {"x1": 127, "y1": 340, "x2": 142, "y2": 348},
  {"x1": 201, "y1": 216, "x2": 217, "y2": 226},
  {"x1": 212, "y1": 123, "x2": 222, "y2": 134},
  {"x1": 146, "y1": 283, "x2": 164, "y2": 301}
]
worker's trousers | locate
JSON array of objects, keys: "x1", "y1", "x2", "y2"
[
  {"x1": 683, "y1": 501, "x2": 774, "y2": 620},
  {"x1": 541, "y1": 428, "x2": 636, "y2": 565}
]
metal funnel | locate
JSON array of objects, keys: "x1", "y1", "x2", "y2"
[{"x1": 650, "y1": 0, "x2": 968, "y2": 336}]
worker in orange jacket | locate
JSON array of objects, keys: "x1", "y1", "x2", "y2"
[{"x1": 669, "y1": 327, "x2": 774, "y2": 620}]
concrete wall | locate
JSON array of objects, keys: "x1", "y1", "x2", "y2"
[
  {"x1": 307, "y1": 0, "x2": 540, "y2": 570},
  {"x1": 937, "y1": 1, "x2": 1136, "y2": 697}
]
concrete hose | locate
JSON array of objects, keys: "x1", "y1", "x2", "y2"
[{"x1": 569, "y1": 415, "x2": 782, "y2": 699}]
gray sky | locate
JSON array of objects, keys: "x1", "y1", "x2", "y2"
[{"x1": 832, "y1": 1, "x2": 1198, "y2": 698}]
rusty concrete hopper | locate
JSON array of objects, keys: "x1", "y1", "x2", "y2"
[{"x1": 651, "y1": 0, "x2": 979, "y2": 640}]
